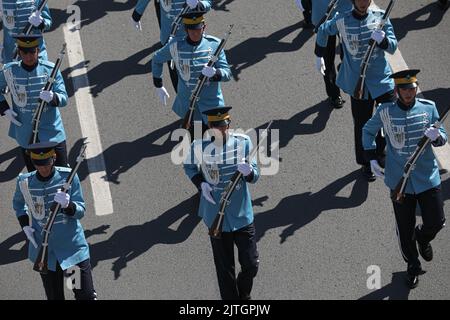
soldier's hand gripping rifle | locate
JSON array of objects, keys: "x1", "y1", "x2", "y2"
[
  {"x1": 353, "y1": 0, "x2": 396, "y2": 100},
  {"x1": 33, "y1": 144, "x2": 87, "y2": 274},
  {"x1": 181, "y1": 24, "x2": 233, "y2": 130},
  {"x1": 13, "y1": 0, "x2": 50, "y2": 61},
  {"x1": 29, "y1": 43, "x2": 66, "y2": 146},
  {"x1": 209, "y1": 121, "x2": 273, "y2": 239},
  {"x1": 314, "y1": 0, "x2": 340, "y2": 33},
  {"x1": 391, "y1": 104, "x2": 450, "y2": 204}
]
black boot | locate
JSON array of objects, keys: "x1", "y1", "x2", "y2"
[
  {"x1": 329, "y1": 96, "x2": 345, "y2": 109},
  {"x1": 361, "y1": 165, "x2": 376, "y2": 182},
  {"x1": 406, "y1": 263, "x2": 423, "y2": 289},
  {"x1": 415, "y1": 226, "x2": 433, "y2": 261}
]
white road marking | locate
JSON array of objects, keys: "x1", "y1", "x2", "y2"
[
  {"x1": 371, "y1": 2, "x2": 450, "y2": 172},
  {"x1": 63, "y1": 25, "x2": 114, "y2": 215}
]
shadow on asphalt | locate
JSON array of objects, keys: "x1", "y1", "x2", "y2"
[
  {"x1": 50, "y1": 0, "x2": 138, "y2": 31},
  {"x1": 0, "y1": 147, "x2": 24, "y2": 183},
  {"x1": 358, "y1": 272, "x2": 411, "y2": 300},
  {"x1": 254, "y1": 169, "x2": 369, "y2": 244},
  {"x1": 226, "y1": 20, "x2": 314, "y2": 81},
  {"x1": 68, "y1": 120, "x2": 180, "y2": 184},
  {"x1": 213, "y1": 0, "x2": 236, "y2": 12},
  {"x1": 421, "y1": 87, "x2": 450, "y2": 115},
  {"x1": 89, "y1": 194, "x2": 201, "y2": 280},
  {"x1": 391, "y1": 2, "x2": 448, "y2": 42}
]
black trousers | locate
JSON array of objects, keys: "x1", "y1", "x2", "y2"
[
  {"x1": 322, "y1": 35, "x2": 341, "y2": 100},
  {"x1": 167, "y1": 61, "x2": 179, "y2": 93},
  {"x1": 21, "y1": 140, "x2": 68, "y2": 172},
  {"x1": 350, "y1": 91, "x2": 396, "y2": 165},
  {"x1": 301, "y1": 0, "x2": 312, "y2": 24},
  {"x1": 210, "y1": 223, "x2": 259, "y2": 300},
  {"x1": 154, "y1": 0, "x2": 161, "y2": 28},
  {"x1": 40, "y1": 259, "x2": 97, "y2": 300},
  {"x1": 391, "y1": 187, "x2": 446, "y2": 275}
]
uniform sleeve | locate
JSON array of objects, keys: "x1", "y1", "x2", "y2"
[
  {"x1": 379, "y1": 17, "x2": 397, "y2": 54},
  {"x1": 40, "y1": 2, "x2": 52, "y2": 31},
  {"x1": 183, "y1": 142, "x2": 202, "y2": 180},
  {"x1": 199, "y1": 0, "x2": 212, "y2": 11},
  {"x1": 432, "y1": 105, "x2": 448, "y2": 147},
  {"x1": 314, "y1": 14, "x2": 340, "y2": 57},
  {"x1": 362, "y1": 106, "x2": 384, "y2": 160},
  {"x1": 64, "y1": 174, "x2": 86, "y2": 220},
  {"x1": 133, "y1": 0, "x2": 152, "y2": 21},
  {"x1": 13, "y1": 177, "x2": 29, "y2": 222},
  {"x1": 211, "y1": 49, "x2": 231, "y2": 82},
  {"x1": 245, "y1": 138, "x2": 260, "y2": 184},
  {"x1": 52, "y1": 69, "x2": 68, "y2": 107},
  {"x1": 151, "y1": 40, "x2": 174, "y2": 84}
]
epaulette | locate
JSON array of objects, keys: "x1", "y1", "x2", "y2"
[
  {"x1": 17, "y1": 171, "x2": 33, "y2": 181},
  {"x1": 203, "y1": 34, "x2": 220, "y2": 43},
  {"x1": 2, "y1": 61, "x2": 21, "y2": 71},
  {"x1": 56, "y1": 166, "x2": 72, "y2": 173},
  {"x1": 417, "y1": 98, "x2": 435, "y2": 105},
  {"x1": 40, "y1": 59, "x2": 56, "y2": 68}
]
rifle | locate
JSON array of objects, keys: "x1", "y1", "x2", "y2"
[
  {"x1": 13, "y1": 0, "x2": 50, "y2": 60},
  {"x1": 33, "y1": 144, "x2": 87, "y2": 274},
  {"x1": 314, "y1": 0, "x2": 339, "y2": 33},
  {"x1": 391, "y1": 104, "x2": 450, "y2": 203},
  {"x1": 209, "y1": 121, "x2": 273, "y2": 239},
  {"x1": 181, "y1": 24, "x2": 233, "y2": 130},
  {"x1": 166, "y1": 5, "x2": 190, "y2": 69},
  {"x1": 29, "y1": 43, "x2": 66, "y2": 146},
  {"x1": 353, "y1": 0, "x2": 396, "y2": 100}
]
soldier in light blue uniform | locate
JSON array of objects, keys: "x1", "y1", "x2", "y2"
[
  {"x1": 184, "y1": 107, "x2": 260, "y2": 300},
  {"x1": 131, "y1": 0, "x2": 213, "y2": 91},
  {"x1": 0, "y1": 35, "x2": 68, "y2": 172},
  {"x1": 0, "y1": 0, "x2": 52, "y2": 63},
  {"x1": 363, "y1": 69, "x2": 447, "y2": 289},
  {"x1": 152, "y1": 9, "x2": 231, "y2": 135},
  {"x1": 315, "y1": 0, "x2": 398, "y2": 181},
  {"x1": 308, "y1": 0, "x2": 353, "y2": 108},
  {"x1": 13, "y1": 142, "x2": 96, "y2": 300}
]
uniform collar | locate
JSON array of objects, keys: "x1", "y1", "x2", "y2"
[
  {"x1": 397, "y1": 98, "x2": 416, "y2": 111},
  {"x1": 36, "y1": 167, "x2": 56, "y2": 182},
  {"x1": 352, "y1": 9, "x2": 369, "y2": 20},
  {"x1": 186, "y1": 35, "x2": 203, "y2": 46},
  {"x1": 21, "y1": 61, "x2": 38, "y2": 72}
]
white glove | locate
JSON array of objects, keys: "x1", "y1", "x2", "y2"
[
  {"x1": 39, "y1": 90, "x2": 54, "y2": 103},
  {"x1": 295, "y1": 0, "x2": 305, "y2": 11},
  {"x1": 315, "y1": 56, "x2": 326, "y2": 76},
  {"x1": 370, "y1": 160, "x2": 384, "y2": 178},
  {"x1": 28, "y1": 11, "x2": 43, "y2": 27},
  {"x1": 186, "y1": 0, "x2": 199, "y2": 9},
  {"x1": 371, "y1": 29, "x2": 386, "y2": 44},
  {"x1": 424, "y1": 127, "x2": 441, "y2": 141},
  {"x1": 131, "y1": 17, "x2": 142, "y2": 32},
  {"x1": 201, "y1": 65, "x2": 216, "y2": 78},
  {"x1": 201, "y1": 182, "x2": 216, "y2": 205},
  {"x1": 4, "y1": 108, "x2": 22, "y2": 126},
  {"x1": 23, "y1": 226, "x2": 38, "y2": 249},
  {"x1": 54, "y1": 189, "x2": 70, "y2": 209},
  {"x1": 237, "y1": 162, "x2": 252, "y2": 177},
  {"x1": 155, "y1": 87, "x2": 170, "y2": 106}
]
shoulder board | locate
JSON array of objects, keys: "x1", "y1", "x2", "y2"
[
  {"x1": 55, "y1": 166, "x2": 72, "y2": 173},
  {"x1": 232, "y1": 133, "x2": 251, "y2": 141},
  {"x1": 417, "y1": 98, "x2": 435, "y2": 106},
  {"x1": 203, "y1": 35, "x2": 220, "y2": 43},
  {"x1": 17, "y1": 172, "x2": 33, "y2": 181},
  {"x1": 2, "y1": 61, "x2": 21, "y2": 71},
  {"x1": 40, "y1": 60, "x2": 56, "y2": 68}
]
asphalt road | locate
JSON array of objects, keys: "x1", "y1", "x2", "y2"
[{"x1": 0, "y1": 0, "x2": 449, "y2": 300}]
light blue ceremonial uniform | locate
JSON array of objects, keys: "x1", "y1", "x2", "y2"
[
  {"x1": 134, "y1": 0, "x2": 212, "y2": 44},
  {"x1": 0, "y1": 0, "x2": 52, "y2": 63},
  {"x1": 13, "y1": 167, "x2": 89, "y2": 271},
  {"x1": 184, "y1": 133, "x2": 260, "y2": 232},
  {"x1": 0, "y1": 59, "x2": 68, "y2": 147},
  {"x1": 311, "y1": 0, "x2": 353, "y2": 27},
  {"x1": 316, "y1": 8, "x2": 397, "y2": 99},
  {"x1": 363, "y1": 98, "x2": 448, "y2": 194},
  {"x1": 152, "y1": 34, "x2": 231, "y2": 124}
]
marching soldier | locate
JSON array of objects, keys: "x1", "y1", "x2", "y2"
[
  {"x1": 131, "y1": 0, "x2": 213, "y2": 91},
  {"x1": 315, "y1": 0, "x2": 398, "y2": 181},
  {"x1": 151, "y1": 9, "x2": 231, "y2": 136},
  {"x1": 13, "y1": 142, "x2": 97, "y2": 300},
  {"x1": 183, "y1": 107, "x2": 260, "y2": 300},
  {"x1": 0, "y1": 0, "x2": 52, "y2": 64},
  {"x1": 362, "y1": 70, "x2": 447, "y2": 289},
  {"x1": 310, "y1": 0, "x2": 353, "y2": 108},
  {"x1": 0, "y1": 35, "x2": 69, "y2": 172}
]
